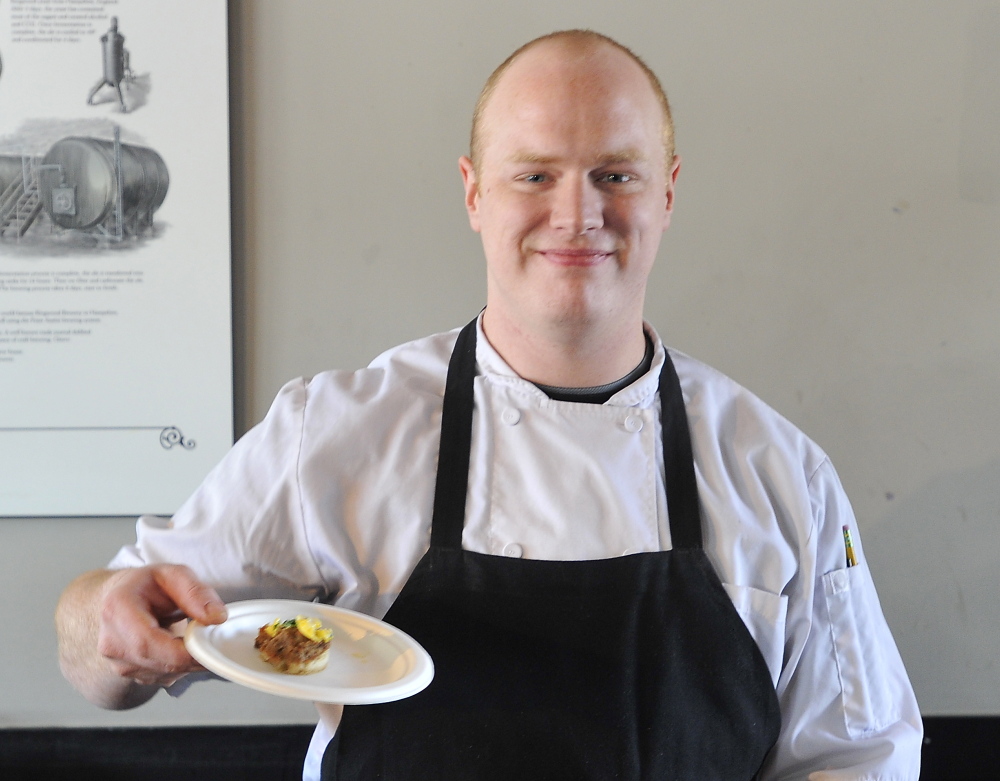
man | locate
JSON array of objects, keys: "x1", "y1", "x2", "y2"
[{"x1": 57, "y1": 30, "x2": 922, "y2": 780}]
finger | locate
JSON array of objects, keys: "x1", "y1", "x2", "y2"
[
  {"x1": 98, "y1": 568, "x2": 209, "y2": 677},
  {"x1": 131, "y1": 673, "x2": 185, "y2": 688},
  {"x1": 151, "y1": 565, "x2": 228, "y2": 625},
  {"x1": 99, "y1": 597, "x2": 202, "y2": 676}
]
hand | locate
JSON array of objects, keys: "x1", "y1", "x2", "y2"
[{"x1": 96, "y1": 564, "x2": 228, "y2": 688}]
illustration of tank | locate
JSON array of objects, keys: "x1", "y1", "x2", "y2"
[
  {"x1": 86, "y1": 17, "x2": 133, "y2": 112},
  {"x1": 36, "y1": 134, "x2": 169, "y2": 236},
  {"x1": 0, "y1": 130, "x2": 169, "y2": 242}
]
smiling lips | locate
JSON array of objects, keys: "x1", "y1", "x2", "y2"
[{"x1": 536, "y1": 248, "x2": 615, "y2": 266}]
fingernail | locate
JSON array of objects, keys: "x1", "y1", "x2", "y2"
[{"x1": 206, "y1": 602, "x2": 228, "y2": 622}]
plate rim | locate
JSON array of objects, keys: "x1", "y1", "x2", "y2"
[{"x1": 183, "y1": 598, "x2": 434, "y2": 704}]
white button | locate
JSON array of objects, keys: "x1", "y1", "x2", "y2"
[
  {"x1": 503, "y1": 542, "x2": 523, "y2": 558},
  {"x1": 623, "y1": 415, "x2": 643, "y2": 433},
  {"x1": 832, "y1": 569, "x2": 849, "y2": 592},
  {"x1": 501, "y1": 407, "x2": 521, "y2": 426}
]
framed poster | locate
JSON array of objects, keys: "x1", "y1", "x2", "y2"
[{"x1": 0, "y1": 0, "x2": 233, "y2": 516}]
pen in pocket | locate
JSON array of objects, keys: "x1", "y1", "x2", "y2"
[{"x1": 842, "y1": 525, "x2": 858, "y2": 568}]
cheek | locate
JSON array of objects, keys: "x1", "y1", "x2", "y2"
[
  {"x1": 622, "y1": 199, "x2": 668, "y2": 237},
  {"x1": 613, "y1": 204, "x2": 667, "y2": 271},
  {"x1": 481, "y1": 199, "x2": 537, "y2": 241}
]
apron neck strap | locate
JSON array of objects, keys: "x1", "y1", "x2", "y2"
[
  {"x1": 657, "y1": 348, "x2": 703, "y2": 549},
  {"x1": 429, "y1": 318, "x2": 478, "y2": 549},
  {"x1": 430, "y1": 316, "x2": 703, "y2": 551}
]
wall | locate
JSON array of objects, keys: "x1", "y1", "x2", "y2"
[{"x1": 2, "y1": 0, "x2": 997, "y2": 730}]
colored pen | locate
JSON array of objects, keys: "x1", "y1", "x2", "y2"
[{"x1": 842, "y1": 525, "x2": 858, "y2": 568}]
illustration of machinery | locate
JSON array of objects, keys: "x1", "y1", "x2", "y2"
[
  {"x1": 86, "y1": 17, "x2": 134, "y2": 113},
  {"x1": 0, "y1": 128, "x2": 168, "y2": 242},
  {"x1": 0, "y1": 155, "x2": 43, "y2": 239}
]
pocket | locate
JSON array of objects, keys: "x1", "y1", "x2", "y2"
[
  {"x1": 722, "y1": 582, "x2": 788, "y2": 687},
  {"x1": 822, "y1": 565, "x2": 897, "y2": 736}
]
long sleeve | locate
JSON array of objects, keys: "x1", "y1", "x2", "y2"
[
  {"x1": 108, "y1": 376, "x2": 331, "y2": 605},
  {"x1": 763, "y1": 459, "x2": 922, "y2": 780}
]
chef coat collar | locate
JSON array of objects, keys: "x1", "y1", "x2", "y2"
[{"x1": 473, "y1": 312, "x2": 666, "y2": 409}]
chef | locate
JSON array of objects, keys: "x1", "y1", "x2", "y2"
[{"x1": 56, "y1": 30, "x2": 922, "y2": 780}]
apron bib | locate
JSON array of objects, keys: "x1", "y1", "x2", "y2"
[{"x1": 324, "y1": 319, "x2": 781, "y2": 780}]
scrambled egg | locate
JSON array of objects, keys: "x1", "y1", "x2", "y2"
[{"x1": 263, "y1": 615, "x2": 333, "y2": 643}]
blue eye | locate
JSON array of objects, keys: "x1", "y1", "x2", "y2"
[
  {"x1": 522, "y1": 173, "x2": 547, "y2": 183},
  {"x1": 599, "y1": 173, "x2": 633, "y2": 184}
]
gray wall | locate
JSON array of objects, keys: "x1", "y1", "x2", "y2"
[{"x1": 3, "y1": 0, "x2": 998, "y2": 729}]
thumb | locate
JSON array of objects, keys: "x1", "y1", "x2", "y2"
[{"x1": 153, "y1": 564, "x2": 228, "y2": 625}]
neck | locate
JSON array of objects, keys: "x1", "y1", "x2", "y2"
[{"x1": 481, "y1": 306, "x2": 648, "y2": 387}]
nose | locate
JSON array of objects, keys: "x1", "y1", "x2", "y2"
[{"x1": 549, "y1": 175, "x2": 604, "y2": 234}]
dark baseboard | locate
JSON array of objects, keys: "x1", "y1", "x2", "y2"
[
  {"x1": 0, "y1": 724, "x2": 314, "y2": 781},
  {"x1": 0, "y1": 717, "x2": 993, "y2": 779},
  {"x1": 921, "y1": 716, "x2": 1000, "y2": 780}
]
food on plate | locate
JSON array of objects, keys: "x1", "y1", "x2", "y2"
[{"x1": 254, "y1": 616, "x2": 333, "y2": 675}]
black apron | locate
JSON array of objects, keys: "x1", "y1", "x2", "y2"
[{"x1": 323, "y1": 319, "x2": 781, "y2": 780}]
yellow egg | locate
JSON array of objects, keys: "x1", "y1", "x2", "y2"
[{"x1": 295, "y1": 616, "x2": 332, "y2": 643}]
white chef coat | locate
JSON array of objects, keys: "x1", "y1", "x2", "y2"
[{"x1": 110, "y1": 317, "x2": 922, "y2": 781}]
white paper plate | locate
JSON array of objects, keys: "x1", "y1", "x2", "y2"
[{"x1": 184, "y1": 599, "x2": 434, "y2": 704}]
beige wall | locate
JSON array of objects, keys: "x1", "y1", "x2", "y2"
[{"x1": 4, "y1": 0, "x2": 998, "y2": 729}]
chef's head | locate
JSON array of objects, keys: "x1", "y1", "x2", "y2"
[
  {"x1": 469, "y1": 31, "x2": 676, "y2": 177},
  {"x1": 459, "y1": 30, "x2": 681, "y2": 336}
]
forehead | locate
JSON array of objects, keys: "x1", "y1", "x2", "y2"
[{"x1": 479, "y1": 41, "x2": 665, "y2": 166}]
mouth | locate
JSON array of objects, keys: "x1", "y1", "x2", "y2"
[{"x1": 536, "y1": 248, "x2": 615, "y2": 267}]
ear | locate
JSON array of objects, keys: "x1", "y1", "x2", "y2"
[
  {"x1": 458, "y1": 156, "x2": 482, "y2": 233},
  {"x1": 663, "y1": 154, "x2": 681, "y2": 230}
]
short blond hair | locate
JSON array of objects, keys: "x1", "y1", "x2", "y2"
[{"x1": 470, "y1": 30, "x2": 675, "y2": 174}]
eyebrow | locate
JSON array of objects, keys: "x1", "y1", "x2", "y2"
[{"x1": 507, "y1": 150, "x2": 646, "y2": 166}]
